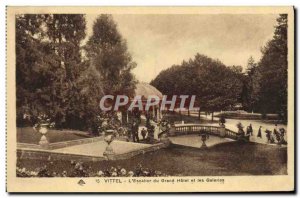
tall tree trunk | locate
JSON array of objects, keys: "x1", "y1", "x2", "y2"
[{"x1": 198, "y1": 108, "x2": 201, "y2": 119}]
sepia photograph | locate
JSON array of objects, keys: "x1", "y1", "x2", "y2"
[{"x1": 6, "y1": 6, "x2": 294, "y2": 192}]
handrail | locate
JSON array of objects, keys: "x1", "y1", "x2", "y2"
[{"x1": 173, "y1": 124, "x2": 239, "y2": 140}]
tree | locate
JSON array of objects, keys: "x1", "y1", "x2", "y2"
[
  {"x1": 191, "y1": 54, "x2": 243, "y2": 120},
  {"x1": 242, "y1": 56, "x2": 261, "y2": 112},
  {"x1": 85, "y1": 14, "x2": 137, "y2": 98},
  {"x1": 16, "y1": 14, "x2": 92, "y2": 129},
  {"x1": 16, "y1": 14, "x2": 49, "y2": 126},
  {"x1": 151, "y1": 53, "x2": 243, "y2": 121},
  {"x1": 16, "y1": 14, "x2": 138, "y2": 130},
  {"x1": 42, "y1": 14, "x2": 87, "y2": 128},
  {"x1": 256, "y1": 14, "x2": 288, "y2": 122}
]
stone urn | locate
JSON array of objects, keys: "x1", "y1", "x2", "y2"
[
  {"x1": 200, "y1": 131, "x2": 209, "y2": 149},
  {"x1": 38, "y1": 124, "x2": 49, "y2": 147},
  {"x1": 103, "y1": 130, "x2": 116, "y2": 160}
]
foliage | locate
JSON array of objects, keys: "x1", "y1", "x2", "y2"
[
  {"x1": 85, "y1": 14, "x2": 137, "y2": 98},
  {"x1": 219, "y1": 115, "x2": 226, "y2": 125},
  {"x1": 241, "y1": 15, "x2": 287, "y2": 122},
  {"x1": 151, "y1": 54, "x2": 244, "y2": 116},
  {"x1": 16, "y1": 161, "x2": 166, "y2": 177},
  {"x1": 16, "y1": 14, "x2": 88, "y2": 129},
  {"x1": 32, "y1": 114, "x2": 55, "y2": 130},
  {"x1": 256, "y1": 14, "x2": 288, "y2": 122},
  {"x1": 242, "y1": 57, "x2": 261, "y2": 111},
  {"x1": 16, "y1": 14, "x2": 137, "y2": 130}
]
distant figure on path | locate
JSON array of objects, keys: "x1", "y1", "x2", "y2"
[
  {"x1": 265, "y1": 129, "x2": 271, "y2": 143},
  {"x1": 273, "y1": 124, "x2": 279, "y2": 135},
  {"x1": 249, "y1": 124, "x2": 253, "y2": 136},
  {"x1": 273, "y1": 124, "x2": 281, "y2": 143},
  {"x1": 279, "y1": 128, "x2": 287, "y2": 144},
  {"x1": 131, "y1": 120, "x2": 139, "y2": 142},
  {"x1": 257, "y1": 126, "x2": 262, "y2": 138},
  {"x1": 141, "y1": 128, "x2": 147, "y2": 140},
  {"x1": 246, "y1": 126, "x2": 251, "y2": 136},
  {"x1": 147, "y1": 124, "x2": 155, "y2": 143},
  {"x1": 237, "y1": 122, "x2": 245, "y2": 135}
]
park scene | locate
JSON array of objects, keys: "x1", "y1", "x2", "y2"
[{"x1": 16, "y1": 13, "x2": 288, "y2": 177}]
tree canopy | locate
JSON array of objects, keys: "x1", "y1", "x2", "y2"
[
  {"x1": 16, "y1": 14, "x2": 137, "y2": 130},
  {"x1": 242, "y1": 14, "x2": 288, "y2": 121},
  {"x1": 151, "y1": 53, "x2": 244, "y2": 116}
]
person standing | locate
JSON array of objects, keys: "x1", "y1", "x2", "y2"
[
  {"x1": 141, "y1": 128, "x2": 147, "y2": 140},
  {"x1": 246, "y1": 126, "x2": 251, "y2": 136},
  {"x1": 249, "y1": 124, "x2": 253, "y2": 136},
  {"x1": 273, "y1": 124, "x2": 280, "y2": 143},
  {"x1": 265, "y1": 129, "x2": 271, "y2": 143},
  {"x1": 273, "y1": 124, "x2": 279, "y2": 135},
  {"x1": 257, "y1": 126, "x2": 262, "y2": 138},
  {"x1": 279, "y1": 128, "x2": 287, "y2": 144},
  {"x1": 131, "y1": 120, "x2": 139, "y2": 142}
]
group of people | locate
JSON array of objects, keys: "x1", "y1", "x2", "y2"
[
  {"x1": 129, "y1": 110, "x2": 156, "y2": 143},
  {"x1": 265, "y1": 125, "x2": 287, "y2": 145},
  {"x1": 245, "y1": 123, "x2": 287, "y2": 145}
]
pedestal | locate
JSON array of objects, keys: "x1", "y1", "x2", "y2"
[
  {"x1": 103, "y1": 143, "x2": 115, "y2": 160},
  {"x1": 200, "y1": 133, "x2": 208, "y2": 149},
  {"x1": 39, "y1": 135, "x2": 49, "y2": 147},
  {"x1": 200, "y1": 139, "x2": 207, "y2": 149},
  {"x1": 169, "y1": 124, "x2": 176, "y2": 136},
  {"x1": 159, "y1": 133, "x2": 171, "y2": 146},
  {"x1": 219, "y1": 126, "x2": 226, "y2": 137}
]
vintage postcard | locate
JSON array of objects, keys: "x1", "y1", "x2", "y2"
[{"x1": 6, "y1": 6, "x2": 294, "y2": 192}]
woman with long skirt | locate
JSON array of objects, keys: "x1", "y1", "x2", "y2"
[{"x1": 257, "y1": 126, "x2": 262, "y2": 138}]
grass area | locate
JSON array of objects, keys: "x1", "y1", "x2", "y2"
[
  {"x1": 216, "y1": 112, "x2": 279, "y2": 120},
  {"x1": 17, "y1": 127, "x2": 91, "y2": 144},
  {"x1": 165, "y1": 112, "x2": 218, "y2": 124},
  {"x1": 17, "y1": 141, "x2": 287, "y2": 176}
]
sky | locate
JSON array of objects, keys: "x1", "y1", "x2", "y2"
[{"x1": 86, "y1": 14, "x2": 278, "y2": 82}]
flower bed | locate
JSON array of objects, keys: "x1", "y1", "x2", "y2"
[{"x1": 16, "y1": 160, "x2": 167, "y2": 177}]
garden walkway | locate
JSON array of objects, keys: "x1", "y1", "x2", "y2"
[{"x1": 199, "y1": 114, "x2": 288, "y2": 146}]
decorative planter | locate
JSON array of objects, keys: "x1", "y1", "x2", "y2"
[
  {"x1": 200, "y1": 132, "x2": 209, "y2": 149},
  {"x1": 38, "y1": 124, "x2": 49, "y2": 147},
  {"x1": 103, "y1": 130, "x2": 116, "y2": 160}
]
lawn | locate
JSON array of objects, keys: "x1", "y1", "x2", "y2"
[
  {"x1": 17, "y1": 141, "x2": 287, "y2": 176},
  {"x1": 216, "y1": 111, "x2": 279, "y2": 121},
  {"x1": 17, "y1": 127, "x2": 91, "y2": 144},
  {"x1": 165, "y1": 111, "x2": 218, "y2": 124}
]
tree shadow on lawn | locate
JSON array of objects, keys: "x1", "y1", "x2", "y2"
[
  {"x1": 17, "y1": 127, "x2": 91, "y2": 144},
  {"x1": 166, "y1": 112, "x2": 218, "y2": 124}
]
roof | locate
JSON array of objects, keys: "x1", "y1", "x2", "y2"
[{"x1": 134, "y1": 82, "x2": 163, "y2": 100}]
